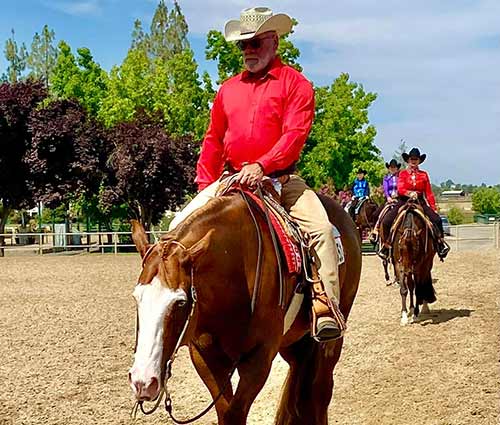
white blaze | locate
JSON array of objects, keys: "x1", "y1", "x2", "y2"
[{"x1": 130, "y1": 276, "x2": 187, "y2": 384}]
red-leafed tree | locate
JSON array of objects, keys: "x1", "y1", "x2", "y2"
[
  {"x1": 26, "y1": 99, "x2": 108, "y2": 207},
  {"x1": 0, "y1": 80, "x2": 47, "y2": 255},
  {"x1": 102, "y1": 112, "x2": 197, "y2": 229}
]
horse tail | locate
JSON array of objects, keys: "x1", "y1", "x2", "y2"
[
  {"x1": 275, "y1": 334, "x2": 341, "y2": 425},
  {"x1": 415, "y1": 268, "x2": 436, "y2": 305}
]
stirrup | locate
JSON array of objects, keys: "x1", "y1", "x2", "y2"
[{"x1": 313, "y1": 317, "x2": 344, "y2": 342}]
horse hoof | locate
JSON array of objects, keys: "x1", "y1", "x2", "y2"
[
  {"x1": 421, "y1": 303, "x2": 430, "y2": 314},
  {"x1": 400, "y1": 313, "x2": 409, "y2": 326}
]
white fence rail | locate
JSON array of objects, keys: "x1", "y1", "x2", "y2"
[
  {"x1": 0, "y1": 223, "x2": 499, "y2": 256},
  {"x1": 446, "y1": 223, "x2": 500, "y2": 252},
  {"x1": 0, "y1": 230, "x2": 164, "y2": 255}
]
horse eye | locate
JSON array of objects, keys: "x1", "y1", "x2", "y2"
[{"x1": 177, "y1": 299, "x2": 187, "y2": 308}]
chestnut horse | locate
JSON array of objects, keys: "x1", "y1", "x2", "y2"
[
  {"x1": 391, "y1": 201, "x2": 436, "y2": 325},
  {"x1": 129, "y1": 193, "x2": 361, "y2": 425}
]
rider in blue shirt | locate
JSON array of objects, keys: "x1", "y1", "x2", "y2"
[{"x1": 347, "y1": 169, "x2": 370, "y2": 219}]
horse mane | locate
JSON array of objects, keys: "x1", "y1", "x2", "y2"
[{"x1": 162, "y1": 195, "x2": 241, "y2": 243}]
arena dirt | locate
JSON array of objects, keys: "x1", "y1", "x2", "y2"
[{"x1": 0, "y1": 251, "x2": 498, "y2": 424}]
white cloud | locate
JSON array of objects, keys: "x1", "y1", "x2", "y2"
[{"x1": 42, "y1": 0, "x2": 102, "y2": 16}]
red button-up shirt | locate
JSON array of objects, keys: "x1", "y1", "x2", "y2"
[
  {"x1": 397, "y1": 167, "x2": 437, "y2": 210},
  {"x1": 195, "y1": 57, "x2": 315, "y2": 190}
]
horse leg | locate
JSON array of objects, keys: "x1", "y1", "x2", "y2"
[
  {"x1": 275, "y1": 336, "x2": 340, "y2": 425},
  {"x1": 188, "y1": 337, "x2": 235, "y2": 423},
  {"x1": 383, "y1": 259, "x2": 391, "y2": 284},
  {"x1": 222, "y1": 343, "x2": 276, "y2": 425},
  {"x1": 400, "y1": 274, "x2": 409, "y2": 326},
  {"x1": 421, "y1": 301, "x2": 430, "y2": 314},
  {"x1": 408, "y1": 274, "x2": 416, "y2": 323}
]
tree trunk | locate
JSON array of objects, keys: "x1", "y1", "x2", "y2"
[{"x1": 0, "y1": 206, "x2": 12, "y2": 258}]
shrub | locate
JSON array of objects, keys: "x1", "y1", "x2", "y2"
[{"x1": 447, "y1": 205, "x2": 465, "y2": 225}]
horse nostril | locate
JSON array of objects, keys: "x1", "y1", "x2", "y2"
[
  {"x1": 149, "y1": 376, "x2": 159, "y2": 396},
  {"x1": 128, "y1": 372, "x2": 132, "y2": 384}
]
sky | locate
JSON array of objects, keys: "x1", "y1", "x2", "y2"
[{"x1": 1, "y1": 0, "x2": 499, "y2": 185}]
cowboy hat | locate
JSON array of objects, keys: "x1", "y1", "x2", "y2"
[
  {"x1": 385, "y1": 159, "x2": 402, "y2": 169},
  {"x1": 402, "y1": 147, "x2": 426, "y2": 163},
  {"x1": 224, "y1": 7, "x2": 293, "y2": 42}
]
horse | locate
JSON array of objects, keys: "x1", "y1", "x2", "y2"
[
  {"x1": 390, "y1": 201, "x2": 436, "y2": 325},
  {"x1": 128, "y1": 192, "x2": 362, "y2": 425},
  {"x1": 352, "y1": 198, "x2": 379, "y2": 242}
]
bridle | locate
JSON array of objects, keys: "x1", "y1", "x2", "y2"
[{"x1": 130, "y1": 199, "x2": 266, "y2": 424}]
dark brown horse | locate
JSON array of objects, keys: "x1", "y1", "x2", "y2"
[
  {"x1": 129, "y1": 193, "x2": 361, "y2": 425},
  {"x1": 353, "y1": 198, "x2": 379, "y2": 242},
  {"x1": 391, "y1": 201, "x2": 436, "y2": 325}
]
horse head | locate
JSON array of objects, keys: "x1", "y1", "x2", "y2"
[
  {"x1": 128, "y1": 220, "x2": 212, "y2": 402},
  {"x1": 397, "y1": 203, "x2": 428, "y2": 274}
]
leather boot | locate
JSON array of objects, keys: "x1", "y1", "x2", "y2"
[{"x1": 310, "y1": 280, "x2": 345, "y2": 342}]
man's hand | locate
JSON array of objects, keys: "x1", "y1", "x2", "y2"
[
  {"x1": 409, "y1": 191, "x2": 418, "y2": 200},
  {"x1": 236, "y1": 163, "x2": 264, "y2": 187}
]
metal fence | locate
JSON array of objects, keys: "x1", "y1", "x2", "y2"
[
  {"x1": 446, "y1": 222, "x2": 500, "y2": 252},
  {"x1": 0, "y1": 223, "x2": 499, "y2": 256}
]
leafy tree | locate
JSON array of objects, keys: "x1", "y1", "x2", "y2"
[
  {"x1": 50, "y1": 41, "x2": 108, "y2": 117},
  {"x1": 101, "y1": 113, "x2": 197, "y2": 229},
  {"x1": 349, "y1": 159, "x2": 386, "y2": 189},
  {"x1": 100, "y1": 1, "x2": 208, "y2": 137},
  {"x1": 205, "y1": 19, "x2": 302, "y2": 84},
  {"x1": 0, "y1": 80, "x2": 47, "y2": 255},
  {"x1": 472, "y1": 187, "x2": 500, "y2": 214},
  {"x1": 3, "y1": 29, "x2": 28, "y2": 83},
  {"x1": 25, "y1": 99, "x2": 108, "y2": 207},
  {"x1": 447, "y1": 205, "x2": 465, "y2": 225},
  {"x1": 27, "y1": 25, "x2": 58, "y2": 87},
  {"x1": 299, "y1": 73, "x2": 378, "y2": 190}
]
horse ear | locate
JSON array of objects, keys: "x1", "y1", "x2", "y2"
[
  {"x1": 188, "y1": 229, "x2": 214, "y2": 263},
  {"x1": 131, "y1": 219, "x2": 149, "y2": 257}
]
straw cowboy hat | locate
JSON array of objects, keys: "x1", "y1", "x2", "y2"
[{"x1": 224, "y1": 7, "x2": 293, "y2": 42}]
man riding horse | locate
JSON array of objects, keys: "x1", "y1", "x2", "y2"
[
  {"x1": 378, "y1": 148, "x2": 450, "y2": 260},
  {"x1": 169, "y1": 7, "x2": 345, "y2": 341}
]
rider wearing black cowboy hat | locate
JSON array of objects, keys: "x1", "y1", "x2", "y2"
[
  {"x1": 378, "y1": 148, "x2": 450, "y2": 260},
  {"x1": 369, "y1": 158, "x2": 401, "y2": 243},
  {"x1": 347, "y1": 168, "x2": 370, "y2": 219}
]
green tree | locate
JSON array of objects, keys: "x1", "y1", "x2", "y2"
[
  {"x1": 472, "y1": 187, "x2": 500, "y2": 214},
  {"x1": 447, "y1": 205, "x2": 465, "y2": 225},
  {"x1": 27, "y1": 25, "x2": 58, "y2": 87},
  {"x1": 50, "y1": 41, "x2": 108, "y2": 117},
  {"x1": 100, "y1": 1, "x2": 208, "y2": 137},
  {"x1": 299, "y1": 73, "x2": 378, "y2": 190},
  {"x1": 205, "y1": 19, "x2": 302, "y2": 84},
  {"x1": 3, "y1": 29, "x2": 28, "y2": 83}
]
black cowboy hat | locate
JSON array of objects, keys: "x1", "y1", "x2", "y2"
[
  {"x1": 356, "y1": 168, "x2": 367, "y2": 174},
  {"x1": 385, "y1": 159, "x2": 401, "y2": 169},
  {"x1": 402, "y1": 147, "x2": 426, "y2": 163}
]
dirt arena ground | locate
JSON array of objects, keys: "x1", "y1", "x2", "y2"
[{"x1": 0, "y1": 250, "x2": 498, "y2": 425}]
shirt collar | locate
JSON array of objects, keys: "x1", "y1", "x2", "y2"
[{"x1": 240, "y1": 57, "x2": 283, "y2": 81}]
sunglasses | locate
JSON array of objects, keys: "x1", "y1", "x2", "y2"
[{"x1": 236, "y1": 36, "x2": 274, "y2": 51}]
